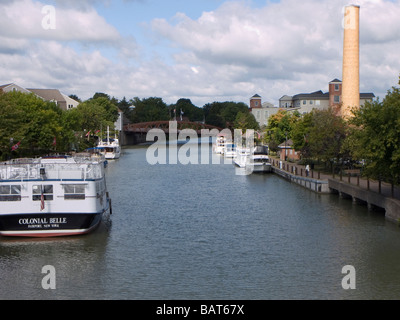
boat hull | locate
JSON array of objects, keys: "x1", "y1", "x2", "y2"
[
  {"x1": 251, "y1": 163, "x2": 272, "y2": 173},
  {"x1": 0, "y1": 212, "x2": 103, "y2": 238},
  {"x1": 104, "y1": 151, "x2": 120, "y2": 159},
  {"x1": 245, "y1": 163, "x2": 272, "y2": 174}
]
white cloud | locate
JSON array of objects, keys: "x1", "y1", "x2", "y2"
[
  {"x1": 152, "y1": 1, "x2": 342, "y2": 71},
  {"x1": 150, "y1": 0, "x2": 400, "y2": 104},
  {"x1": 0, "y1": 0, "x2": 399, "y2": 107},
  {"x1": 0, "y1": 0, "x2": 121, "y2": 43},
  {"x1": 0, "y1": 0, "x2": 138, "y2": 99}
]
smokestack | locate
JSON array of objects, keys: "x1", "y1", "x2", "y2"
[{"x1": 342, "y1": 4, "x2": 360, "y2": 119}]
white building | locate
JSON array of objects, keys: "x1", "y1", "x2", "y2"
[
  {"x1": 279, "y1": 79, "x2": 375, "y2": 115},
  {"x1": 249, "y1": 94, "x2": 280, "y2": 127},
  {"x1": 0, "y1": 83, "x2": 80, "y2": 110},
  {"x1": 0, "y1": 83, "x2": 32, "y2": 94}
]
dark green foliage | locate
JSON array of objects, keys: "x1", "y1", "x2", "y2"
[
  {"x1": 348, "y1": 80, "x2": 400, "y2": 181},
  {"x1": 203, "y1": 101, "x2": 249, "y2": 128}
]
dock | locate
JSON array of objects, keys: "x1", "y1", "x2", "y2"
[{"x1": 269, "y1": 158, "x2": 400, "y2": 223}]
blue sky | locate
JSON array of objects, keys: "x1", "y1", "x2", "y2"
[
  {"x1": 95, "y1": 0, "x2": 274, "y2": 63},
  {"x1": 0, "y1": 0, "x2": 399, "y2": 107}
]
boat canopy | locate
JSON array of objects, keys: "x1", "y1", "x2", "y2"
[{"x1": 253, "y1": 146, "x2": 269, "y2": 155}]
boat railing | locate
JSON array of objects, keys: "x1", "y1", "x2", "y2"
[{"x1": 0, "y1": 156, "x2": 104, "y2": 181}]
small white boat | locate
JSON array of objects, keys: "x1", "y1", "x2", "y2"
[
  {"x1": 213, "y1": 134, "x2": 227, "y2": 154},
  {"x1": 0, "y1": 154, "x2": 112, "y2": 238},
  {"x1": 224, "y1": 143, "x2": 236, "y2": 158},
  {"x1": 97, "y1": 127, "x2": 121, "y2": 159},
  {"x1": 246, "y1": 145, "x2": 272, "y2": 174}
]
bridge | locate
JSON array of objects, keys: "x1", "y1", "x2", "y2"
[{"x1": 122, "y1": 121, "x2": 225, "y2": 145}]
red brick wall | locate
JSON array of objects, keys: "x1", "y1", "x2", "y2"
[
  {"x1": 250, "y1": 97, "x2": 262, "y2": 110},
  {"x1": 329, "y1": 82, "x2": 342, "y2": 107}
]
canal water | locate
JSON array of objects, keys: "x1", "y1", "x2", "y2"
[{"x1": 1, "y1": 142, "x2": 400, "y2": 300}]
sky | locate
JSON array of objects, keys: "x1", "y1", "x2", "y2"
[{"x1": 0, "y1": 0, "x2": 399, "y2": 107}]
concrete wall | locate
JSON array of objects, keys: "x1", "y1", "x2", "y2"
[
  {"x1": 328, "y1": 179, "x2": 400, "y2": 223},
  {"x1": 271, "y1": 166, "x2": 330, "y2": 194}
]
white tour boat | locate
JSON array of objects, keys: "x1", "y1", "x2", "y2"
[{"x1": 0, "y1": 154, "x2": 112, "y2": 238}]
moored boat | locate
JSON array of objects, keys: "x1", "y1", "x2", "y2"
[
  {"x1": 246, "y1": 145, "x2": 272, "y2": 174},
  {"x1": 97, "y1": 127, "x2": 121, "y2": 160},
  {"x1": 224, "y1": 143, "x2": 236, "y2": 158},
  {"x1": 213, "y1": 133, "x2": 228, "y2": 154},
  {"x1": 0, "y1": 154, "x2": 112, "y2": 238}
]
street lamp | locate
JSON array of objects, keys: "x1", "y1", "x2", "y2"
[{"x1": 284, "y1": 132, "x2": 288, "y2": 161}]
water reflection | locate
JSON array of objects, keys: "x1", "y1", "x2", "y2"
[
  {"x1": 1, "y1": 145, "x2": 400, "y2": 300},
  {"x1": 0, "y1": 219, "x2": 111, "y2": 300}
]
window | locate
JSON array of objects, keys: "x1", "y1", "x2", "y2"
[
  {"x1": 315, "y1": 100, "x2": 321, "y2": 106},
  {"x1": 335, "y1": 84, "x2": 340, "y2": 91},
  {"x1": 303, "y1": 100, "x2": 306, "y2": 105},
  {"x1": 310, "y1": 100, "x2": 313, "y2": 105},
  {"x1": 64, "y1": 184, "x2": 85, "y2": 200},
  {"x1": 255, "y1": 101, "x2": 259, "y2": 107},
  {"x1": 334, "y1": 95, "x2": 340, "y2": 103},
  {"x1": 33, "y1": 185, "x2": 53, "y2": 201},
  {"x1": 0, "y1": 185, "x2": 21, "y2": 201}
]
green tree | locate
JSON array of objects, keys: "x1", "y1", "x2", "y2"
[
  {"x1": 290, "y1": 108, "x2": 348, "y2": 167},
  {"x1": 306, "y1": 107, "x2": 347, "y2": 167},
  {"x1": 76, "y1": 100, "x2": 108, "y2": 133},
  {"x1": 203, "y1": 101, "x2": 249, "y2": 128},
  {"x1": 130, "y1": 97, "x2": 169, "y2": 123},
  {"x1": 203, "y1": 102, "x2": 225, "y2": 127},
  {"x1": 60, "y1": 107, "x2": 84, "y2": 151},
  {"x1": 234, "y1": 111, "x2": 260, "y2": 131},
  {"x1": 0, "y1": 91, "x2": 28, "y2": 158},
  {"x1": 172, "y1": 98, "x2": 204, "y2": 122},
  {"x1": 69, "y1": 94, "x2": 81, "y2": 103},
  {"x1": 118, "y1": 96, "x2": 133, "y2": 121},
  {"x1": 264, "y1": 110, "x2": 300, "y2": 152},
  {"x1": 221, "y1": 102, "x2": 249, "y2": 125},
  {"x1": 349, "y1": 79, "x2": 400, "y2": 182},
  {"x1": 92, "y1": 96, "x2": 119, "y2": 124},
  {"x1": 0, "y1": 91, "x2": 64, "y2": 157},
  {"x1": 291, "y1": 112, "x2": 313, "y2": 159}
]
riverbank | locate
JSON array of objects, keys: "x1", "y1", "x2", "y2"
[
  {"x1": 271, "y1": 164, "x2": 330, "y2": 194},
  {"x1": 269, "y1": 156, "x2": 400, "y2": 223}
]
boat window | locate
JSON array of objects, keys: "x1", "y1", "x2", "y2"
[
  {"x1": 64, "y1": 184, "x2": 86, "y2": 200},
  {"x1": 32, "y1": 185, "x2": 53, "y2": 201},
  {"x1": 0, "y1": 185, "x2": 21, "y2": 201}
]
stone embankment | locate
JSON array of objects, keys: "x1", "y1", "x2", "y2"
[
  {"x1": 271, "y1": 162, "x2": 330, "y2": 194},
  {"x1": 269, "y1": 157, "x2": 400, "y2": 223}
]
